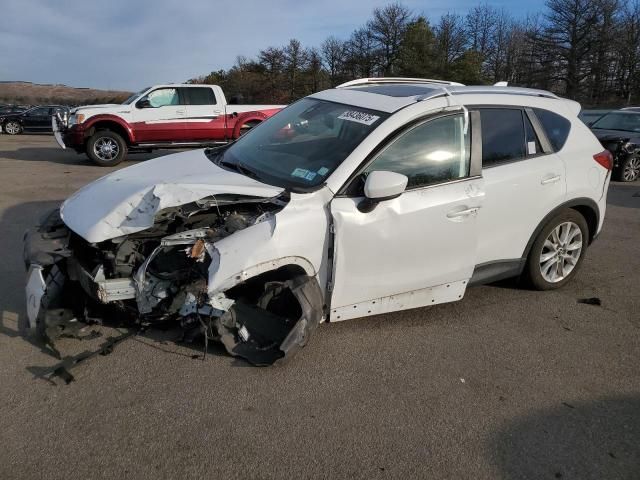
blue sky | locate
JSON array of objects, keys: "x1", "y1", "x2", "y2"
[{"x1": 0, "y1": 0, "x2": 546, "y2": 91}]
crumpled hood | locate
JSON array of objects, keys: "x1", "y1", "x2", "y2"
[{"x1": 61, "y1": 149, "x2": 284, "y2": 243}]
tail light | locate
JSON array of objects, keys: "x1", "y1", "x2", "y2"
[{"x1": 593, "y1": 150, "x2": 613, "y2": 170}]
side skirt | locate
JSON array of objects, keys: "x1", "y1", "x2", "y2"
[
  {"x1": 468, "y1": 259, "x2": 525, "y2": 287},
  {"x1": 329, "y1": 280, "x2": 468, "y2": 322}
]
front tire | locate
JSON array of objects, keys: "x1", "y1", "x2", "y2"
[
  {"x1": 4, "y1": 121, "x2": 22, "y2": 135},
  {"x1": 86, "y1": 130, "x2": 127, "y2": 166},
  {"x1": 523, "y1": 209, "x2": 589, "y2": 290},
  {"x1": 614, "y1": 154, "x2": 640, "y2": 182}
]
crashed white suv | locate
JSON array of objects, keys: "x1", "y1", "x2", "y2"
[{"x1": 25, "y1": 78, "x2": 612, "y2": 366}]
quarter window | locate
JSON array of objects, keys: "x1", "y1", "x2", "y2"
[
  {"x1": 479, "y1": 109, "x2": 526, "y2": 166},
  {"x1": 533, "y1": 108, "x2": 571, "y2": 151},
  {"x1": 364, "y1": 114, "x2": 470, "y2": 189},
  {"x1": 183, "y1": 87, "x2": 216, "y2": 105}
]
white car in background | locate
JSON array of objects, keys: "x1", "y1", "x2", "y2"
[{"x1": 25, "y1": 78, "x2": 612, "y2": 366}]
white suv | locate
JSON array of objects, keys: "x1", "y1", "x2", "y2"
[{"x1": 25, "y1": 78, "x2": 612, "y2": 366}]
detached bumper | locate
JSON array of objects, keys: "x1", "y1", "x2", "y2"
[{"x1": 23, "y1": 209, "x2": 73, "y2": 332}]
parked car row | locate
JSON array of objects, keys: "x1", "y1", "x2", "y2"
[{"x1": 0, "y1": 105, "x2": 70, "y2": 134}]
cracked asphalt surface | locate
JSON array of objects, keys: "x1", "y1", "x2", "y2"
[{"x1": 0, "y1": 134, "x2": 639, "y2": 479}]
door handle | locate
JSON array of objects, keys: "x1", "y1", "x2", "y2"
[
  {"x1": 446, "y1": 206, "x2": 481, "y2": 219},
  {"x1": 541, "y1": 174, "x2": 561, "y2": 185},
  {"x1": 176, "y1": 109, "x2": 186, "y2": 115}
]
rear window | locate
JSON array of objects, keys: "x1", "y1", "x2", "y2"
[
  {"x1": 533, "y1": 108, "x2": 571, "y2": 151},
  {"x1": 479, "y1": 108, "x2": 526, "y2": 167},
  {"x1": 184, "y1": 87, "x2": 216, "y2": 105}
]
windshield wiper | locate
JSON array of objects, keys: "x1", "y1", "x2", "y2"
[{"x1": 219, "y1": 159, "x2": 262, "y2": 181}]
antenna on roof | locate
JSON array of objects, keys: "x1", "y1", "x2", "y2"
[{"x1": 494, "y1": 81, "x2": 508, "y2": 87}]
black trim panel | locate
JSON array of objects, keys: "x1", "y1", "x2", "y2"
[{"x1": 469, "y1": 259, "x2": 525, "y2": 286}]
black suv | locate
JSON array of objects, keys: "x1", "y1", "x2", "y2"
[
  {"x1": 1, "y1": 105, "x2": 69, "y2": 135},
  {"x1": 590, "y1": 110, "x2": 640, "y2": 182}
]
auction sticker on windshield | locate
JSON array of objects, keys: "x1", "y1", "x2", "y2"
[
  {"x1": 291, "y1": 168, "x2": 317, "y2": 181},
  {"x1": 338, "y1": 111, "x2": 380, "y2": 126}
]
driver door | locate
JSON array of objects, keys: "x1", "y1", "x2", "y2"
[
  {"x1": 329, "y1": 112, "x2": 484, "y2": 321},
  {"x1": 132, "y1": 87, "x2": 187, "y2": 142}
]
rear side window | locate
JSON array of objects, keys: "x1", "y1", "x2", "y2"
[
  {"x1": 533, "y1": 108, "x2": 571, "y2": 151},
  {"x1": 184, "y1": 87, "x2": 216, "y2": 105},
  {"x1": 479, "y1": 109, "x2": 526, "y2": 166}
]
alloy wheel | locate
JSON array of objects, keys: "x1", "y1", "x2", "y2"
[
  {"x1": 4, "y1": 121, "x2": 21, "y2": 134},
  {"x1": 623, "y1": 156, "x2": 640, "y2": 182},
  {"x1": 93, "y1": 137, "x2": 119, "y2": 161},
  {"x1": 539, "y1": 221, "x2": 583, "y2": 283}
]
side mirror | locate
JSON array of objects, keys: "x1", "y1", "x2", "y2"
[
  {"x1": 136, "y1": 99, "x2": 152, "y2": 109},
  {"x1": 358, "y1": 171, "x2": 408, "y2": 213}
]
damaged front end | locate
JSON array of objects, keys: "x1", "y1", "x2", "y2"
[{"x1": 23, "y1": 194, "x2": 323, "y2": 366}]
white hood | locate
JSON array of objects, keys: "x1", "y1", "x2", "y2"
[
  {"x1": 61, "y1": 149, "x2": 284, "y2": 243},
  {"x1": 71, "y1": 104, "x2": 126, "y2": 114}
]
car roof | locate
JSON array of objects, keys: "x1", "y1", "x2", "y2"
[{"x1": 310, "y1": 78, "x2": 562, "y2": 114}]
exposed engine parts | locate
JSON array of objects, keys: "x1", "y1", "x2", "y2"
[{"x1": 24, "y1": 192, "x2": 324, "y2": 368}]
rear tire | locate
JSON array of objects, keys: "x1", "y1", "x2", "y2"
[
  {"x1": 238, "y1": 120, "x2": 261, "y2": 136},
  {"x1": 613, "y1": 154, "x2": 640, "y2": 182},
  {"x1": 4, "y1": 121, "x2": 22, "y2": 135},
  {"x1": 523, "y1": 209, "x2": 589, "y2": 290},
  {"x1": 86, "y1": 130, "x2": 127, "y2": 166}
]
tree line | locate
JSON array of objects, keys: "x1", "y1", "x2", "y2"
[{"x1": 189, "y1": 0, "x2": 640, "y2": 108}]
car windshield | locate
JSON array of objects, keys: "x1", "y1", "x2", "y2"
[
  {"x1": 210, "y1": 98, "x2": 388, "y2": 190},
  {"x1": 591, "y1": 111, "x2": 640, "y2": 133},
  {"x1": 121, "y1": 87, "x2": 150, "y2": 105}
]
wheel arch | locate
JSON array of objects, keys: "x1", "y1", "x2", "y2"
[
  {"x1": 230, "y1": 112, "x2": 267, "y2": 138},
  {"x1": 83, "y1": 116, "x2": 134, "y2": 144},
  {"x1": 522, "y1": 198, "x2": 600, "y2": 260},
  {"x1": 210, "y1": 256, "x2": 318, "y2": 294}
]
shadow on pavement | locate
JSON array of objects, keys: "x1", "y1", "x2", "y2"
[
  {"x1": 0, "y1": 146, "x2": 89, "y2": 164},
  {"x1": 607, "y1": 182, "x2": 640, "y2": 209},
  {"x1": 489, "y1": 394, "x2": 640, "y2": 479}
]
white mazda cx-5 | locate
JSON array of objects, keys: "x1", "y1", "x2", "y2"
[{"x1": 25, "y1": 78, "x2": 612, "y2": 365}]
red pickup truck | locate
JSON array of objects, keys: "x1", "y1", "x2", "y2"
[{"x1": 53, "y1": 84, "x2": 284, "y2": 166}]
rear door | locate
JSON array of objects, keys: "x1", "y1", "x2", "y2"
[
  {"x1": 181, "y1": 86, "x2": 226, "y2": 141},
  {"x1": 22, "y1": 107, "x2": 52, "y2": 131},
  {"x1": 329, "y1": 111, "x2": 484, "y2": 321},
  {"x1": 131, "y1": 87, "x2": 187, "y2": 142},
  {"x1": 472, "y1": 107, "x2": 566, "y2": 266}
]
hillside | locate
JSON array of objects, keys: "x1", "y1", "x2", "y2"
[{"x1": 0, "y1": 81, "x2": 132, "y2": 106}]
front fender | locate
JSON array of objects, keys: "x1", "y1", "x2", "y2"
[{"x1": 83, "y1": 114, "x2": 135, "y2": 143}]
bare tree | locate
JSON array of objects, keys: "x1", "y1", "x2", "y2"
[
  {"x1": 435, "y1": 13, "x2": 468, "y2": 73},
  {"x1": 321, "y1": 36, "x2": 347, "y2": 86},
  {"x1": 345, "y1": 27, "x2": 378, "y2": 78},
  {"x1": 367, "y1": 2, "x2": 413, "y2": 75}
]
